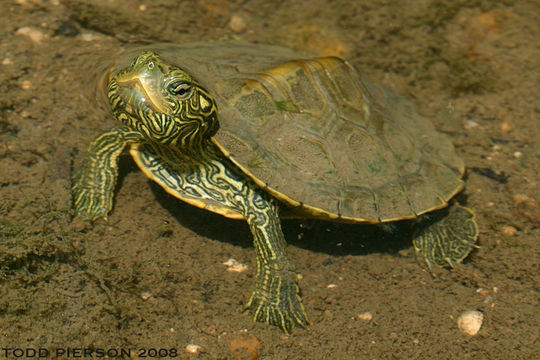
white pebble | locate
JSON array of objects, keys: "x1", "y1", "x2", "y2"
[
  {"x1": 457, "y1": 310, "x2": 484, "y2": 336},
  {"x1": 464, "y1": 119, "x2": 479, "y2": 129},
  {"x1": 16, "y1": 26, "x2": 46, "y2": 43},
  {"x1": 80, "y1": 32, "x2": 95, "y2": 42},
  {"x1": 140, "y1": 292, "x2": 152, "y2": 301},
  {"x1": 326, "y1": 283, "x2": 337, "y2": 288},
  {"x1": 358, "y1": 312, "x2": 373, "y2": 322},
  {"x1": 513, "y1": 151, "x2": 522, "y2": 158},
  {"x1": 223, "y1": 258, "x2": 248, "y2": 273},
  {"x1": 228, "y1": 14, "x2": 247, "y2": 33},
  {"x1": 500, "y1": 225, "x2": 517, "y2": 237},
  {"x1": 185, "y1": 344, "x2": 202, "y2": 354}
]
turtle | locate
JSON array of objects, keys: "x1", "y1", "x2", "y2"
[{"x1": 72, "y1": 41, "x2": 478, "y2": 333}]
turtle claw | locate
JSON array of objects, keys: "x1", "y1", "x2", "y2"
[{"x1": 245, "y1": 277, "x2": 308, "y2": 334}]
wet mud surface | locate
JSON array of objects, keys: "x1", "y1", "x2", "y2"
[{"x1": 1, "y1": 0, "x2": 539, "y2": 359}]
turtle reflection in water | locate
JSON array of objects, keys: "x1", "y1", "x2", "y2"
[{"x1": 72, "y1": 41, "x2": 478, "y2": 333}]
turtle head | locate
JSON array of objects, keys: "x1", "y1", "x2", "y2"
[{"x1": 108, "y1": 51, "x2": 219, "y2": 148}]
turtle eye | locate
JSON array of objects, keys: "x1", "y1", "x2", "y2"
[{"x1": 169, "y1": 82, "x2": 192, "y2": 100}]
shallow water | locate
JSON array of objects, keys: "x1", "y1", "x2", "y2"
[{"x1": 1, "y1": 0, "x2": 538, "y2": 359}]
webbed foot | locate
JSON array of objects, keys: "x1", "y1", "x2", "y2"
[
  {"x1": 71, "y1": 126, "x2": 142, "y2": 221},
  {"x1": 412, "y1": 202, "x2": 479, "y2": 270},
  {"x1": 245, "y1": 270, "x2": 308, "y2": 334},
  {"x1": 72, "y1": 164, "x2": 114, "y2": 221}
]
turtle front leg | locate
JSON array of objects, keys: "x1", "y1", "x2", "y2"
[
  {"x1": 133, "y1": 142, "x2": 308, "y2": 333},
  {"x1": 243, "y1": 195, "x2": 308, "y2": 334},
  {"x1": 72, "y1": 126, "x2": 143, "y2": 221}
]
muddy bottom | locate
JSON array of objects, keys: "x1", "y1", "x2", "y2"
[{"x1": 0, "y1": 0, "x2": 538, "y2": 359}]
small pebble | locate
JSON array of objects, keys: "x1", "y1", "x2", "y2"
[
  {"x1": 229, "y1": 14, "x2": 247, "y2": 34},
  {"x1": 326, "y1": 283, "x2": 337, "y2": 289},
  {"x1": 16, "y1": 26, "x2": 46, "y2": 43},
  {"x1": 513, "y1": 194, "x2": 535, "y2": 206},
  {"x1": 15, "y1": 0, "x2": 41, "y2": 4},
  {"x1": 464, "y1": 119, "x2": 479, "y2": 129},
  {"x1": 20, "y1": 80, "x2": 32, "y2": 90},
  {"x1": 2, "y1": 58, "x2": 12, "y2": 65},
  {"x1": 457, "y1": 310, "x2": 484, "y2": 336},
  {"x1": 358, "y1": 312, "x2": 373, "y2": 322},
  {"x1": 185, "y1": 344, "x2": 202, "y2": 354},
  {"x1": 500, "y1": 122, "x2": 513, "y2": 132},
  {"x1": 230, "y1": 333, "x2": 262, "y2": 360},
  {"x1": 140, "y1": 292, "x2": 152, "y2": 301},
  {"x1": 20, "y1": 110, "x2": 32, "y2": 118},
  {"x1": 475, "y1": 288, "x2": 490, "y2": 296},
  {"x1": 513, "y1": 151, "x2": 522, "y2": 158},
  {"x1": 139, "y1": 4, "x2": 147, "y2": 11},
  {"x1": 223, "y1": 258, "x2": 248, "y2": 273},
  {"x1": 500, "y1": 225, "x2": 517, "y2": 236},
  {"x1": 80, "y1": 32, "x2": 95, "y2": 42}
]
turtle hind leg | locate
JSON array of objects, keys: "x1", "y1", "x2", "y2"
[
  {"x1": 72, "y1": 126, "x2": 143, "y2": 221},
  {"x1": 412, "y1": 202, "x2": 479, "y2": 270}
]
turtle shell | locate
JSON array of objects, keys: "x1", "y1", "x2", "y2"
[{"x1": 111, "y1": 41, "x2": 465, "y2": 223}]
